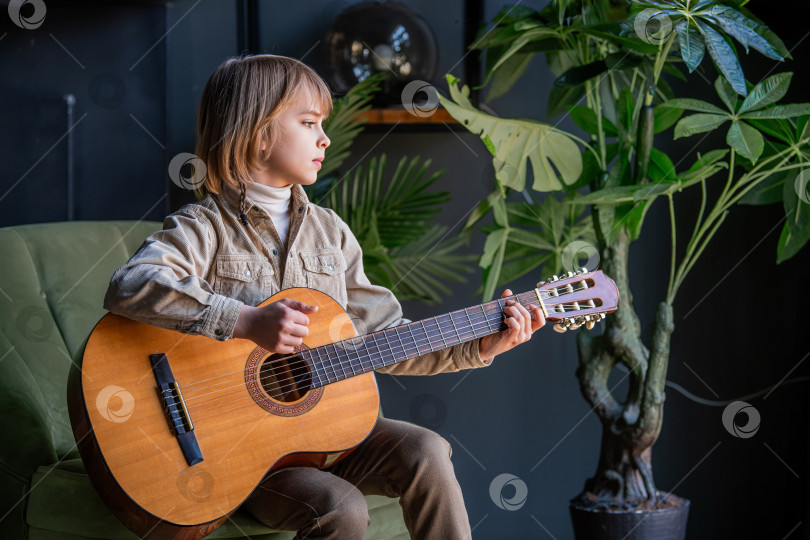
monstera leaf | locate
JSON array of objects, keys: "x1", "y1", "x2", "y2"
[{"x1": 438, "y1": 74, "x2": 582, "y2": 193}]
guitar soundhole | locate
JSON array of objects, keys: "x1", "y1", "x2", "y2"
[
  {"x1": 259, "y1": 354, "x2": 312, "y2": 402},
  {"x1": 245, "y1": 346, "x2": 323, "y2": 417}
]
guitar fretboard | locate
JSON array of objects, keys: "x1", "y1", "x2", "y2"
[{"x1": 299, "y1": 291, "x2": 540, "y2": 388}]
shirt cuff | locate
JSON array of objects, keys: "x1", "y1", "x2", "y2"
[
  {"x1": 202, "y1": 294, "x2": 244, "y2": 341},
  {"x1": 452, "y1": 337, "x2": 491, "y2": 369}
]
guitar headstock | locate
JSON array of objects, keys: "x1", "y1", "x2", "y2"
[{"x1": 536, "y1": 268, "x2": 619, "y2": 333}]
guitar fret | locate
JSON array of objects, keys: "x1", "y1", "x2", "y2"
[
  {"x1": 449, "y1": 312, "x2": 460, "y2": 343},
  {"x1": 371, "y1": 332, "x2": 385, "y2": 369},
  {"x1": 480, "y1": 304, "x2": 493, "y2": 333},
  {"x1": 406, "y1": 324, "x2": 419, "y2": 359},
  {"x1": 463, "y1": 308, "x2": 477, "y2": 339},
  {"x1": 419, "y1": 320, "x2": 433, "y2": 353},
  {"x1": 382, "y1": 329, "x2": 396, "y2": 367},
  {"x1": 433, "y1": 317, "x2": 447, "y2": 349}
]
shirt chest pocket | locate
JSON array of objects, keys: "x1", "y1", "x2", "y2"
[
  {"x1": 300, "y1": 249, "x2": 347, "y2": 306},
  {"x1": 213, "y1": 256, "x2": 276, "y2": 306}
]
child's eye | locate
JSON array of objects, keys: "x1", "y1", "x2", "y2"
[{"x1": 303, "y1": 121, "x2": 315, "y2": 127}]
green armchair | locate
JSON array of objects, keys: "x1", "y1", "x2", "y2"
[{"x1": 0, "y1": 220, "x2": 408, "y2": 540}]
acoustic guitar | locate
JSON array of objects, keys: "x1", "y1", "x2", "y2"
[{"x1": 68, "y1": 268, "x2": 618, "y2": 539}]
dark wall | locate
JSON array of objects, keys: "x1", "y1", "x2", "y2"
[{"x1": 2, "y1": 1, "x2": 808, "y2": 539}]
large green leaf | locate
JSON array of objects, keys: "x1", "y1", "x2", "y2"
[
  {"x1": 704, "y1": 5, "x2": 782, "y2": 61},
  {"x1": 659, "y1": 98, "x2": 727, "y2": 115},
  {"x1": 440, "y1": 75, "x2": 583, "y2": 192},
  {"x1": 486, "y1": 52, "x2": 534, "y2": 102},
  {"x1": 777, "y1": 169, "x2": 810, "y2": 263},
  {"x1": 568, "y1": 105, "x2": 619, "y2": 136},
  {"x1": 742, "y1": 104, "x2": 810, "y2": 120},
  {"x1": 696, "y1": 21, "x2": 746, "y2": 97},
  {"x1": 705, "y1": 5, "x2": 784, "y2": 61},
  {"x1": 738, "y1": 171, "x2": 786, "y2": 206},
  {"x1": 714, "y1": 76, "x2": 739, "y2": 112},
  {"x1": 726, "y1": 121, "x2": 764, "y2": 162},
  {"x1": 653, "y1": 106, "x2": 684, "y2": 134},
  {"x1": 673, "y1": 113, "x2": 728, "y2": 139},
  {"x1": 738, "y1": 72, "x2": 792, "y2": 114},
  {"x1": 675, "y1": 19, "x2": 705, "y2": 73}
]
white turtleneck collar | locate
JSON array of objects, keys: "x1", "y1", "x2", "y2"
[{"x1": 244, "y1": 181, "x2": 293, "y2": 244}]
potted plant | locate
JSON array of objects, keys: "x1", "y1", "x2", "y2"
[{"x1": 437, "y1": 0, "x2": 810, "y2": 537}]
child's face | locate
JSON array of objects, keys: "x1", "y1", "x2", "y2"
[{"x1": 255, "y1": 87, "x2": 330, "y2": 188}]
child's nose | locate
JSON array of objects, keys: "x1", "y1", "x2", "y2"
[{"x1": 319, "y1": 133, "x2": 330, "y2": 148}]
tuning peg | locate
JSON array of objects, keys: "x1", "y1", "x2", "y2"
[
  {"x1": 566, "y1": 271, "x2": 575, "y2": 278},
  {"x1": 586, "y1": 319, "x2": 596, "y2": 330},
  {"x1": 553, "y1": 323, "x2": 568, "y2": 333},
  {"x1": 552, "y1": 275, "x2": 559, "y2": 282},
  {"x1": 580, "y1": 267, "x2": 588, "y2": 274}
]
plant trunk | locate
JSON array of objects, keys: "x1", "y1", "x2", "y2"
[{"x1": 573, "y1": 226, "x2": 675, "y2": 508}]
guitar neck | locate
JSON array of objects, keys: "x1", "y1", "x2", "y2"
[{"x1": 301, "y1": 291, "x2": 541, "y2": 388}]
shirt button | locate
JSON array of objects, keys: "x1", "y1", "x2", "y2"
[
  {"x1": 244, "y1": 269, "x2": 251, "y2": 277},
  {"x1": 298, "y1": 206, "x2": 304, "y2": 213},
  {"x1": 272, "y1": 249, "x2": 278, "y2": 256},
  {"x1": 215, "y1": 329, "x2": 223, "y2": 336},
  {"x1": 327, "y1": 264, "x2": 334, "y2": 271}
]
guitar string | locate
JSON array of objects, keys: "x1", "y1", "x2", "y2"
[
  {"x1": 180, "y1": 294, "x2": 533, "y2": 395},
  {"x1": 172, "y1": 295, "x2": 604, "y2": 419},
  {"x1": 179, "y1": 300, "x2": 606, "y2": 420},
  {"x1": 179, "y1": 292, "x2": 597, "y2": 403},
  {"x1": 179, "y1": 285, "x2": 594, "y2": 393},
  {"x1": 179, "y1": 308, "x2": 510, "y2": 417}
]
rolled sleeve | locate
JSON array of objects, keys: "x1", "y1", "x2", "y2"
[{"x1": 103, "y1": 206, "x2": 243, "y2": 341}]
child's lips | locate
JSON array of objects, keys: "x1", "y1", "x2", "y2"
[{"x1": 313, "y1": 158, "x2": 323, "y2": 169}]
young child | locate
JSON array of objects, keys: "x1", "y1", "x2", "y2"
[{"x1": 104, "y1": 54, "x2": 545, "y2": 539}]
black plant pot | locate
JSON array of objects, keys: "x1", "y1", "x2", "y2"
[{"x1": 570, "y1": 493, "x2": 690, "y2": 540}]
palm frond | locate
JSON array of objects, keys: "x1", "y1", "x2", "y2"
[
  {"x1": 322, "y1": 155, "x2": 474, "y2": 304},
  {"x1": 320, "y1": 73, "x2": 386, "y2": 178}
]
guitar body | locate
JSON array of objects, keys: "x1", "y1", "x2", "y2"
[{"x1": 68, "y1": 288, "x2": 380, "y2": 540}]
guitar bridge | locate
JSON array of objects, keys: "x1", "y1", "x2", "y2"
[{"x1": 150, "y1": 353, "x2": 203, "y2": 466}]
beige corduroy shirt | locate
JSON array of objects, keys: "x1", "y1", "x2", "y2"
[{"x1": 103, "y1": 182, "x2": 488, "y2": 376}]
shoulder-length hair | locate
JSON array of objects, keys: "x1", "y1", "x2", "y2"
[{"x1": 194, "y1": 54, "x2": 333, "y2": 198}]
